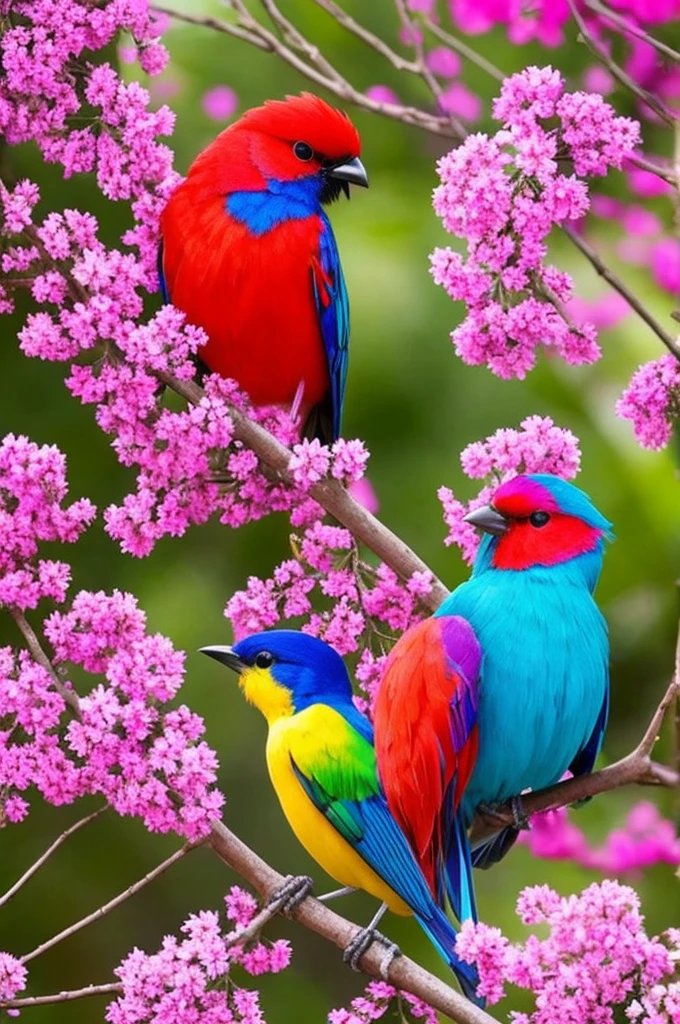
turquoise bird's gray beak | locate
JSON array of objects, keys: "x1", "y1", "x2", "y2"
[
  {"x1": 464, "y1": 505, "x2": 508, "y2": 537},
  {"x1": 200, "y1": 645, "x2": 246, "y2": 674}
]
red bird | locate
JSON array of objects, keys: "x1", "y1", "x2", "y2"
[{"x1": 159, "y1": 93, "x2": 368, "y2": 443}]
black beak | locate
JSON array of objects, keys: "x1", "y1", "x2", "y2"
[
  {"x1": 464, "y1": 505, "x2": 509, "y2": 537},
  {"x1": 327, "y1": 156, "x2": 369, "y2": 198},
  {"x1": 199, "y1": 645, "x2": 246, "y2": 673}
]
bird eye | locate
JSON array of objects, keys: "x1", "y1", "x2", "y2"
[
  {"x1": 529, "y1": 511, "x2": 551, "y2": 528},
  {"x1": 255, "y1": 651, "x2": 274, "y2": 669},
  {"x1": 293, "y1": 141, "x2": 314, "y2": 162}
]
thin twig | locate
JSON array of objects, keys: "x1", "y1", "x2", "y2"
[
  {"x1": 568, "y1": 0, "x2": 676, "y2": 127},
  {"x1": 313, "y1": 0, "x2": 420, "y2": 73},
  {"x1": 1, "y1": 983, "x2": 123, "y2": 1010},
  {"x1": 153, "y1": 5, "x2": 462, "y2": 139},
  {"x1": 393, "y1": 0, "x2": 467, "y2": 138},
  {"x1": 10, "y1": 608, "x2": 80, "y2": 716},
  {"x1": 417, "y1": 15, "x2": 505, "y2": 83},
  {"x1": 629, "y1": 152, "x2": 676, "y2": 186},
  {"x1": 0, "y1": 806, "x2": 106, "y2": 909},
  {"x1": 563, "y1": 226, "x2": 680, "y2": 360},
  {"x1": 22, "y1": 843, "x2": 195, "y2": 964},
  {"x1": 584, "y1": 0, "x2": 680, "y2": 66}
]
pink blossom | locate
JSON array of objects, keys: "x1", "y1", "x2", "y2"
[
  {"x1": 456, "y1": 880, "x2": 677, "y2": 1019},
  {"x1": 426, "y1": 47, "x2": 461, "y2": 78},
  {"x1": 365, "y1": 85, "x2": 400, "y2": 105},
  {"x1": 439, "y1": 82, "x2": 481, "y2": 121},
  {"x1": 432, "y1": 67, "x2": 639, "y2": 378},
  {"x1": 651, "y1": 238, "x2": 680, "y2": 293},
  {"x1": 0, "y1": 953, "x2": 27, "y2": 1002},
  {"x1": 348, "y1": 477, "x2": 379, "y2": 514},
  {"x1": 616, "y1": 354, "x2": 680, "y2": 450},
  {"x1": 440, "y1": 416, "x2": 581, "y2": 563},
  {"x1": 201, "y1": 85, "x2": 238, "y2": 121}
]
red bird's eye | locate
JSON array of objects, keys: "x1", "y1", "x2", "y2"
[
  {"x1": 529, "y1": 511, "x2": 551, "y2": 528},
  {"x1": 293, "y1": 141, "x2": 314, "y2": 161}
]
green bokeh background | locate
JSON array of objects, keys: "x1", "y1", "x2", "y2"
[{"x1": 1, "y1": 2, "x2": 679, "y2": 1020}]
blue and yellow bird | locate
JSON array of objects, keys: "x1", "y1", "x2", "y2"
[{"x1": 201, "y1": 629, "x2": 481, "y2": 1003}]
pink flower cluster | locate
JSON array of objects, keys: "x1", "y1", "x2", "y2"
[
  {"x1": 225, "y1": 520, "x2": 432, "y2": 661},
  {"x1": 1, "y1": 0, "x2": 173, "y2": 279},
  {"x1": 107, "y1": 885, "x2": 291, "y2": 1024},
  {"x1": 438, "y1": 415, "x2": 581, "y2": 563},
  {"x1": 520, "y1": 801, "x2": 680, "y2": 876},
  {"x1": 431, "y1": 66, "x2": 640, "y2": 379},
  {"x1": 0, "y1": 952, "x2": 26, "y2": 1003},
  {"x1": 456, "y1": 880, "x2": 678, "y2": 1020},
  {"x1": 41, "y1": 589, "x2": 223, "y2": 840},
  {"x1": 616, "y1": 353, "x2": 680, "y2": 450},
  {"x1": 329, "y1": 981, "x2": 437, "y2": 1024},
  {"x1": 0, "y1": 648, "x2": 82, "y2": 824},
  {"x1": 0, "y1": 434, "x2": 96, "y2": 610},
  {"x1": 447, "y1": 0, "x2": 680, "y2": 47}
]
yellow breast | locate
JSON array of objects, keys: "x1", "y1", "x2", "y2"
[{"x1": 265, "y1": 707, "x2": 411, "y2": 917}]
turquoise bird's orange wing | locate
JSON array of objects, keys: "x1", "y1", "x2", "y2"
[{"x1": 373, "y1": 616, "x2": 481, "y2": 922}]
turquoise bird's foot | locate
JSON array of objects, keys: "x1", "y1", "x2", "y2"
[
  {"x1": 343, "y1": 927, "x2": 401, "y2": 979},
  {"x1": 509, "y1": 794, "x2": 530, "y2": 831},
  {"x1": 477, "y1": 796, "x2": 530, "y2": 831},
  {"x1": 267, "y1": 874, "x2": 314, "y2": 916}
]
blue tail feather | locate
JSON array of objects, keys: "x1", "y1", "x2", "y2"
[
  {"x1": 443, "y1": 810, "x2": 478, "y2": 923},
  {"x1": 415, "y1": 906, "x2": 483, "y2": 1007}
]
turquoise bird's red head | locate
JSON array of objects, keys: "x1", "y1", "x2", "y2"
[
  {"x1": 466, "y1": 473, "x2": 613, "y2": 576},
  {"x1": 159, "y1": 93, "x2": 367, "y2": 444}
]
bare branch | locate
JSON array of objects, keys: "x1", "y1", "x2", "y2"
[
  {"x1": 22, "y1": 842, "x2": 196, "y2": 964},
  {"x1": 152, "y1": 4, "x2": 461, "y2": 139},
  {"x1": 10, "y1": 608, "x2": 81, "y2": 716},
  {"x1": 0, "y1": 806, "x2": 106, "y2": 910},
  {"x1": 629, "y1": 152, "x2": 676, "y2": 187},
  {"x1": 417, "y1": 15, "x2": 505, "y2": 83},
  {"x1": 313, "y1": 0, "x2": 420, "y2": 73},
  {"x1": 563, "y1": 226, "x2": 680, "y2": 360},
  {"x1": 392, "y1": 0, "x2": 467, "y2": 138},
  {"x1": 584, "y1": 0, "x2": 680, "y2": 66},
  {"x1": 1, "y1": 983, "x2": 123, "y2": 1010},
  {"x1": 568, "y1": 0, "x2": 676, "y2": 127}
]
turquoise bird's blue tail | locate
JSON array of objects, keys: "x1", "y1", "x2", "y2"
[{"x1": 414, "y1": 905, "x2": 483, "y2": 1007}]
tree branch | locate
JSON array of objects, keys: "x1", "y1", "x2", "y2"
[
  {"x1": 156, "y1": 371, "x2": 450, "y2": 609},
  {"x1": 207, "y1": 821, "x2": 497, "y2": 1024},
  {"x1": 0, "y1": 805, "x2": 106, "y2": 909},
  {"x1": 152, "y1": 4, "x2": 462, "y2": 139},
  {"x1": 584, "y1": 0, "x2": 680, "y2": 66},
  {"x1": 470, "y1": 666, "x2": 680, "y2": 844},
  {"x1": 568, "y1": 0, "x2": 677, "y2": 127},
  {"x1": 1, "y1": 983, "x2": 123, "y2": 1010},
  {"x1": 22, "y1": 842, "x2": 195, "y2": 964},
  {"x1": 563, "y1": 226, "x2": 680, "y2": 360}
]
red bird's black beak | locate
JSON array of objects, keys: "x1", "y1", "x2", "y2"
[{"x1": 325, "y1": 156, "x2": 369, "y2": 200}]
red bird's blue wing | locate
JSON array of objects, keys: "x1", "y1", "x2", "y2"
[
  {"x1": 373, "y1": 616, "x2": 482, "y2": 921},
  {"x1": 309, "y1": 214, "x2": 349, "y2": 443}
]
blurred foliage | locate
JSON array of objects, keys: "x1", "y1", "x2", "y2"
[{"x1": 1, "y1": 1, "x2": 679, "y2": 1020}]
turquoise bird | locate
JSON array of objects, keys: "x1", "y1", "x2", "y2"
[
  {"x1": 374, "y1": 474, "x2": 612, "y2": 919},
  {"x1": 201, "y1": 629, "x2": 481, "y2": 1003}
]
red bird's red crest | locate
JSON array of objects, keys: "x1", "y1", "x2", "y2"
[{"x1": 237, "y1": 93, "x2": 361, "y2": 162}]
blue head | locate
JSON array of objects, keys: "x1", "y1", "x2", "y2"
[
  {"x1": 201, "y1": 629, "x2": 354, "y2": 724},
  {"x1": 465, "y1": 473, "x2": 613, "y2": 590}
]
